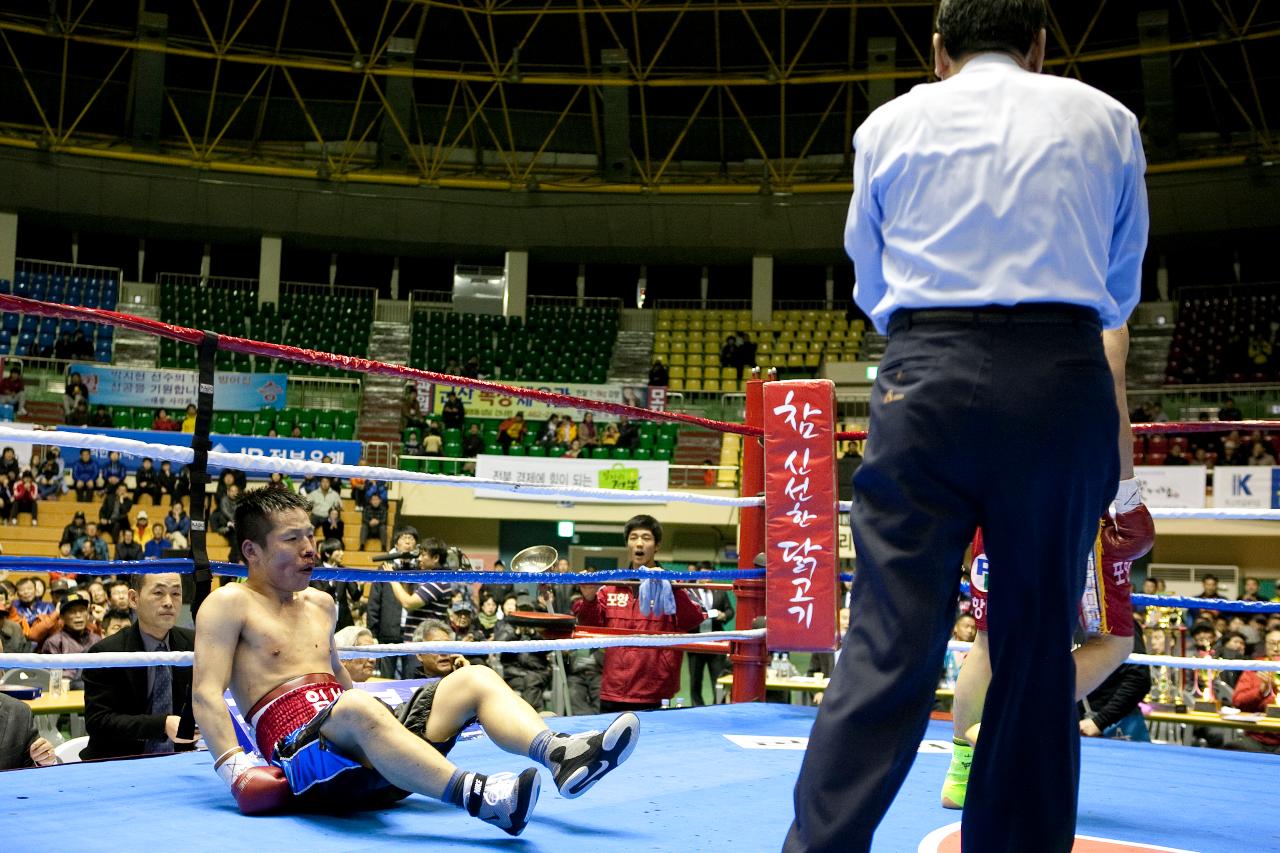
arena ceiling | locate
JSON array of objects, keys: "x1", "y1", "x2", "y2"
[{"x1": 0, "y1": 1, "x2": 1276, "y2": 194}]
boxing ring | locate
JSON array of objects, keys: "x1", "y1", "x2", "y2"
[{"x1": 2, "y1": 293, "x2": 1280, "y2": 852}]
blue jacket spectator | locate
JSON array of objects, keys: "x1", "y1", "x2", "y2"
[
  {"x1": 72, "y1": 456, "x2": 100, "y2": 484},
  {"x1": 72, "y1": 450, "x2": 102, "y2": 502},
  {"x1": 101, "y1": 453, "x2": 128, "y2": 489},
  {"x1": 363, "y1": 480, "x2": 388, "y2": 503},
  {"x1": 143, "y1": 537, "x2": 166, "y2": 559},
  {"x1": 165, "y1": 505, "x2": 191, "y2": 538}
]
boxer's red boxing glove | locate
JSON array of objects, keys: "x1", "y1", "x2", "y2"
[
  {"x1": 232, "y1": 765, "x2": 292, "y2": 815},
  {"x1": 1100, "y1": 503, "x2": 1155, "y2": 563},
  {"x1": 215, "y1": 747, "x2": 292, "y2": 815}
]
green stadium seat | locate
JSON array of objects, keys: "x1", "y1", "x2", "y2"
[
  {"x1": 399, "y1": 458, "x2": 422, "y2": 473},
  {"x1": 132, "y1": 409, "x2": 153, "y2": 430},
  {"x1": 507, "y1": 445, "x2": 526, "y2": 457},
  {"x1": 113, "y1": 409, "x2": 131, "y2": 429},
  {"x1": 653, "y1": 447, "x2": 673, "y2": 461},
  {"x1": 527, "y1": 445, "x2": 546, "y2": 457},
  {"x1": 592, "y1": 446, "x2": 612, "y2": 459},
  {"x1": 611, "y1": 447, "x2": 630, "y2": 460},
  {"x1": 632, "y1": 448, "x2": 651, "y2": 460},
  {"x1": 212, "y1": 413, "x2": 234, "y2": 434},
  {"x1": 335, "y1": 423, "x2": 355, "y2": 440}
]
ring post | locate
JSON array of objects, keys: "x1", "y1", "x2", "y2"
[{"x1": 732, "y1": 368, "x2": 768, "y2": 703}]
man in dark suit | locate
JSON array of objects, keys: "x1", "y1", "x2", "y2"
[
  {"x1": 0, "y1": 693, "x2": 58, "y2": 769},
  {"x1": 687, "y1": 561, "x2": 736, "y2": 706},
  {"x1": 83, "y1": 572, "x2": 196, "y2": 760}
]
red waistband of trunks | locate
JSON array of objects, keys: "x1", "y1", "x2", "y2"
[{"x1": 247, "y1": 673, "x2": 345, "y2": 759}]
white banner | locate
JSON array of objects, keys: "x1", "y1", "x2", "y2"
[
  {"x1": 1212, "y1": 465, "x2": 1280, "y2": 509},
  {"x1": 422, "y1": 381, "x2": 662, "y2": 421},
  {"x1": 473, "y1": 453, "x2": 669, "y2": 503},
  {"x1": 1133, "y1": 465, "x2": 1208, "y2": 508}
]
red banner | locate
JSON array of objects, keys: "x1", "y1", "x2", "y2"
[{"x1": 763, "y1": 380, "x2": 840, "y2": 652}]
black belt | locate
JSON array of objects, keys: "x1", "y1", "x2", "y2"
[{"x1": 887, "y1": 303, "x2": 1100, "y2": 334}]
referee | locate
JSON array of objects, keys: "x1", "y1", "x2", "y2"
[{"x1": 784, "y1": 2, "x2": 1147, "y2": 852}]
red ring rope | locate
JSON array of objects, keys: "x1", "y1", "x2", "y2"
[
  {"x1": 0, "y1": 295, "x2": 758, "y2": 436},
  {"x1": 5, "y1": 295, "x2": 1273, "y2": 444}
]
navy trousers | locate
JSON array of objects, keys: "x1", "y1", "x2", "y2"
[{"x1": 785, "y1": 306, "x2": 1117, "y2": 853}]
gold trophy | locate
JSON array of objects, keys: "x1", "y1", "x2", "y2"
[
  {"x1": 1143, "y1": 608, "x2": 1185, "y2": 713},
  {"x1": 1192, "y1": 652, "x2": 1218, "y2": 713}
]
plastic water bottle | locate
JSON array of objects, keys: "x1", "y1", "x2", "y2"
[
  {"x1": 674, "y1": 697, "x2": 686, "y2": 709},
  {"x1": 660, "y1": 698, "x2": 671, "y2": 710},
  {"x1": 49, "y1": 669, "x2": 64, "y2": 698}
]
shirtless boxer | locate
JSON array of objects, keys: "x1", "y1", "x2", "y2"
[
  {"x1": 192, "y1": 488, "x2": 639, "y2": 835},
  {"x1": 940, "y1": 326, "x2": 1155, "y2": 809}
]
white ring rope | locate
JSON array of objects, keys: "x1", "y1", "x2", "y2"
[
  {"x1": 945, "y1": 640, "x2": 1280, "y2": 672},
  {"x1": 840, "y1": 501, "x2": 1280, "y2": 521},
  {"x1": 7, "y1": 633, "x2": 1276, "y2": 673},
  {"x1": 0, "y1": 426, "x2": 758, "y2": 508},
  {"x1": 0, "y1": 629, "x2": 767, "y2": 670}
]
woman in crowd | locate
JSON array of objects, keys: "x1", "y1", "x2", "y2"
[{"x1": 579, "y1": 412, "x2": 599, "y2": 447}]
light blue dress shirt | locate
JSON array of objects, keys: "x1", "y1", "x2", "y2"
[{"x1": 846, "y1": 54, "x2": 1148, "y2": 334}]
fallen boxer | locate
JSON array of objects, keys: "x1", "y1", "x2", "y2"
[{"x1": 192, "y1": 488, "x2": 639, "y2": 835}]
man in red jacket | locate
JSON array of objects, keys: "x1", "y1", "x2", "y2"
[
  {"x1": 574, "y1": 515, "x2": 707, "y2": 712},
  {"x1": 1231, "y1": 629, "x2": 1280, "y2": 753}
]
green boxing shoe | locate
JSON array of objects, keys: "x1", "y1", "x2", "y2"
[{"x1": 941, "y1": 739, "x2": 972, "y2": 810}]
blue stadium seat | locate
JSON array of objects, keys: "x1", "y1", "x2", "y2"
[
  {"x1": 0, "y1": 280, "x2": 10, "y2": 294},
  {"x1": 37, "y1": 331, "x2": 55, "y2": 351},
  {"x1": 19, "y1": 316, "x2": 37, "y2": 333},
  {"x1": 38, "y1": 317, "x2": 56, "y2": 334},
  {"x1": 97, "y1": 325, "x2": 114, "y2": 341},
  {"x1": 3, "y1": 314, "x2": 19, "y2": 334},
  {"x1": 59, "y1": 318, "x2": 77, "y2": 334},
  {"x1": 79, "y1": 321, "x2": 95, "y2": 336}
]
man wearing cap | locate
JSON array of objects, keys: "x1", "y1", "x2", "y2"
[
  {"x1": 39, "y1": 592, "x2": 105, "y2": 688},
  {"x1": 448, "y1": 599, "x2": 488, "y2": 667},
  {"x1": 133, "y1": 509, "x2": 152, "y2": 544}
]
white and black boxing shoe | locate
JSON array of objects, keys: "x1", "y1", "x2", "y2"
[
  {"x1": 548, "y1": 713, "x2": 640, "y2": 799},
  {"x1": 469, "y1": 768, "x2": 540, "y2": 836}
]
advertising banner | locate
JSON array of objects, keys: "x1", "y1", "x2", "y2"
[
  {"x1": 421, "y1": 381, "x2": 663, "y2": 421},
  {"x1": 1212, "y1": 465, "x2": 1280, "y2": 509},
  {"x1": 763, "y1": 380, "x2": 839, "y2": 652},
  {"x1": 58, "y1": 427, "x2": 361, "y2": 470},
  {"x1": 1133, "y1": 465, "x2": 1209, "y2": 508},
  {"x1": 473, "y1": 454, "x2": 669, "y2": 503},
  {"x1": 72, "y1": 363, "x2": 287, "y2": 411}
]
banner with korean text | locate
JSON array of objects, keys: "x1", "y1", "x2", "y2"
[
  {"x1": 71, "y1": 363, "x2": 287, "y2": 411},
  {"x1": 1133, "y1": 465, "x2": 1208, "y2": 508},
  {"x1": 473, "y1": 454, "x2": 669, "y2": 503},
  {"x1": 763, "y1": 380, "x2": 839, "y2": 652},
  {"x1": 58, "y1": 427, "x2": 361, "y2": 471},
  {"x1": 420, "y1": 381, "x2": 663, "y2": 421}
]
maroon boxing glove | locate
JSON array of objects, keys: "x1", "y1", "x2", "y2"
[
  {"x1": 1100, "y1": 503, "x2": 1155, "y2": 563},
  {"x1": 215, "y1": 747, "x2": 293, "y2": 815}
]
